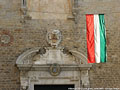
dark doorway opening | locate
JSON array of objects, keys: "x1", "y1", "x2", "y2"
[{"x1": 34, "y1": 84, "x2": 74, "y2": 90}]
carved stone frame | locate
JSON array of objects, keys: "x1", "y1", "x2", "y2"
[
  {"x1": 20, "y1": 0, "x2": 77, "y2": 20},
  {"x1": 17, "y1": 64, "x2": 92, "y2": 90}
]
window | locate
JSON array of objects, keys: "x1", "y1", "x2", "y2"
[{"x1": 21, "y1": 0, "x2": 74, "y2": 20}]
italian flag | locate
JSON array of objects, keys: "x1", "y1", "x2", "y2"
[{"x1": 86, "y1": 14, "x2": 107, "y2": 63}]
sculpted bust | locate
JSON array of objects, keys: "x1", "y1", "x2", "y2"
[{"x1": 47, "y1": 30, "x2": 61, "y2": 47}]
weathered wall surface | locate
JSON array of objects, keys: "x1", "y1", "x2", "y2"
[
  {"x1": 0, "y1": 0, "x2": 120, "y2": 89},
  {"x1": 27, "y1": 0, "x2": 73, "y2": 19},
  {"x1": 76, "y1": 0, "x2": 120, "y2": 88}
]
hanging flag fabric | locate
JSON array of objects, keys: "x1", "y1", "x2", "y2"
[{"x1": 86, "y1": 14, "x2": 107, "y2": 63}]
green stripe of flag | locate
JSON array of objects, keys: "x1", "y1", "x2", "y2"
[{"x1": 99, "y1": 14, "x2": 107, "y2": 63}]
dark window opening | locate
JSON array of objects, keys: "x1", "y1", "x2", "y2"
[{"x1": 23, "y1": 0, "x2": 26, "y2": 6}]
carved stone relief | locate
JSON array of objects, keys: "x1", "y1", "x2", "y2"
[
  {"x1": 16, "y1": 30, "x2": 92, "y2": 90},
  {"x1": 0, "y1": 31, "x2": 13, "y2": 46},
  {"x1": 47, "y1": 30, "x2": 61, "y2": 47}
]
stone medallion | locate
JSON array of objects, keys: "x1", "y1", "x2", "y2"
[
  {"x1": 47, "y1": 30, "x2": 62, "y2": 47},
  {"x1": 49, "y1": 63, "x2": 61, "y2": 76},
  {"x1": 0, "y1": 31, "x2": 13, "y2": 46}
]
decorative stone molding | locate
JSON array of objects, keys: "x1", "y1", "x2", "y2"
[
  {"x1": 16, "y1": 46, "x2": 92, "y2": 90},
  {"x1": 20, "y1": 78, "x2": 29, "y2": 90},
  {"x1": 20, "y1": 0, "x2": 32, "y2": 21},
  {"x1": 47, "y1": 30, "x2": 62, "y2": 47},
  {"x1": 21, "y1": 0, "x2": 27, "y2": 16},
  {"x1": 20, "y1": 0, "x2": 78, "y2": 20},
  {"x1": 16, "y1": 47, "x2": 89, "y2": 65},
  {"x1": 49, "y1": 63, "x2": 61, "y2": 76},
  {"x1": 16, "y1": 29, "x2": 92, "y2": 89}
]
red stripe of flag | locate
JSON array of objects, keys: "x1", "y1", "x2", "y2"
[{"x1": 86, "y1": 14, "x2": 95, "y2": 63}]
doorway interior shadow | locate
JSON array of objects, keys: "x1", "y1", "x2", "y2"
[{"x1": 34, "y1": 84, "x2": 74, "y2": 90}]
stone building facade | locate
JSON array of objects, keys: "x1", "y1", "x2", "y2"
[{"x1": 0, "y1": 0, "x2": 120, "y2": 90}]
